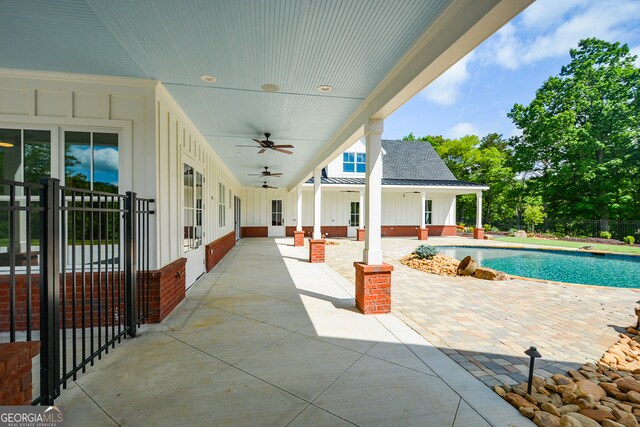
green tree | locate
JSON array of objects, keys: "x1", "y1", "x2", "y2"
[
  {"x1": 509, "y1": 38, "x2": 640, "y2": 225},
  {"x1": 522, "y1": 197, "x2": 547, "y2": 233}
]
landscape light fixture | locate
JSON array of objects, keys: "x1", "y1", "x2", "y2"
[
  {"x1": 524, "y1": 346, "x2": 542, "y2": 395},
  {"x1": 0, "y1": 141, "x2": 14, "y2": 147}
]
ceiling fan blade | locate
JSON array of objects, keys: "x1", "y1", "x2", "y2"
[
  {"x1": 273, "y1": 148, "x2": 293, "y2": 155},
  {"x1": 271, "y1": 144, "x2": 294, "y2": 148},
  {"x1": 270, "y1": 173, "x2": 283, "y2": 176},
  {"x1": 268, "y1": 186, "x2": 278, "y2": 189},
  {"x1": 252, "y1": 139, "x2": 264, "y2": 145},
  {"x1": 248, "y1": 174, "x2": 261, "y2": 176},
  {"x1": 258, "y1": 148, "x2": 267, "y2": 154},
  {"x1": 235, "y1": 145, "x2": 259, "y2": 148}
]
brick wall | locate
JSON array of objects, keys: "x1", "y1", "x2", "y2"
[
  {"x1": 356, "y1": 228, "x2": 365, "y2": 241},
  {"x1": 293, "y1": 231, "x2": 304, "y2": 247},
  {"x1": 205, "y1": 231, "x2": 236, "y2": 271},
  {"x1": 381, "y1": 225, "x2": 456, "y2": 237},
  {"x1": 147, "y1": 258, "x2": 186, "y2": 323},
  {"x1": 285, "y1": 226, "x2": 347, "y2": 237},
  {"x1": 1, "y1": 259, "x2": 188, "y2": 331},
  {"x1": 418, "y1": 228, "x2": 429, "y2": 240},
  {"x1": 353, "y1": 262, "x2": 393, "y2": 314},
  {"x1": 241, "y1": 226, "x2": 268, "y2": 238},
  {"x1": 0, "y1": 341, "x2": 40, "y2": 405}
]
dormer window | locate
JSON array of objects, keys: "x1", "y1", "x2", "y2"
[{"x1": 343, "y1": 152, "x2": 366, "y2": 173}]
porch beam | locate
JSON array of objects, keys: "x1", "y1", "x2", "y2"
[{"x1": 420, "y1": 192, "x2": 426, "y2": 229}]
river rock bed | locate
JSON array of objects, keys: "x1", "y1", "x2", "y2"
[
  {"x1": 399, "y1": 254, "x2": 459, "y2": 276},
  {"x1": 495, "y1": 327, "x2": 640, "y2": 427}
]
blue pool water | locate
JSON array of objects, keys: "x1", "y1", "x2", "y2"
[{"x1": 436, "y1": 246, "x2": 640, "y2": 288}]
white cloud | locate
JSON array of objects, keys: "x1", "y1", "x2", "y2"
[
  {"x1": 93, "y1": 147, "x2": 118, "y2": 173},
  {"x1": 481, "y1": 0, "x2": 640, "y2": 70},
  {"x1": 448, "y1": 122, "x2": 479, "y2": 138},
  {"x1": 421, "y1": 52, "x2": 474, "y2": 106}
]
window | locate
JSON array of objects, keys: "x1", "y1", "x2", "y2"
[
  {"x1": 350, "y1": 202, "x2": 359, "y2": 227},
  {"x1": 0, "y1": 128, "x2": 51, "y2": 189},
  {"x1": 343, "y1": 152, "x2": 366, "y2": 173},
  {"x1": 424, "y1": 199, "x2": 433, "y2": 225},
  {"x1": 65, "y1": 131, "x2": 119, "y2": 192},
  {"x1": 271, "y1": 200, "x2": 283, "y2": 226},
  {"x1": 183, "y1": 164, "x2": 203, "y2": 252},
  {"x1": 218, "y1": 182, "x2": 226, "y2": 227}
]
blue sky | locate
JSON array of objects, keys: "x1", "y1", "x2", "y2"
[{"x1": 384, "y1": 0, "x2": 640, "y2": 140}]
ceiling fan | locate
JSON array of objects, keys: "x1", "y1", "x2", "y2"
[
  {"x1": 248, "y1": 166, "x2": 283, "y2": 177},
  {"x1": 236, "y1": 133, "x2": 294, "y2": 155},
  {"x1": 257, "y1": 181, "x2": 278, "y2": 189}
]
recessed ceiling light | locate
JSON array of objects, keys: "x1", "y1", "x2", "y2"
[
  {"x1": 261, "y1": 83, "x2": 280, "y2": 92},
  {"x1": 200, "y1": 74, "x2": 217, "y2": 83},
  {"x1": 0, "y1": 142, "x2": 14, "y2": 148},
  {"x1": 318, "y1": 85, "x2": 333, "y2": 92}
]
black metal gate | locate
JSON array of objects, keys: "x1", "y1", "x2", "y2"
[{"x1": 1, "y1": 178, "x2": 154, "y2": 405}]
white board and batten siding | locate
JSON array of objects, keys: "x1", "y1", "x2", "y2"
[
  {"x1": 0, "y1": 69, "x2": 241, "y2": 273},
  {"x1": 155, "y1": 85, "x2": 241, "y2": 270}
]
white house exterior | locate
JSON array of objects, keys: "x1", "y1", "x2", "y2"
[
  {"x1": 0, "y1": 1, "x2": 532, "y2": 303},
  {"x1": 241, "y1": 139, "x2": 488, "y2": 239}
]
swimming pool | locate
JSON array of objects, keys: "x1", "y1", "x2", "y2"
[{"x1": 436, "y1": 246, "x2": 640, "y2": 288}]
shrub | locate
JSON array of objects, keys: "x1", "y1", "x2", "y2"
[
  {"x1": 414, "y1": 244, "x2": 439, "y2": 260},
  {"x1": 624, "y1": 235, "x2": 635, "y2": 245},
  {"x1": 599, "y1": 231, "x2": 612, "y2": 239}
]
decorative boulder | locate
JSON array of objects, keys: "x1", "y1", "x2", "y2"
[
  {"x1": 514, "y1": 230, "x2": 528, "y2": 238},
  {"x1": 457, "y1": 256, "x2": 478, "y2": 276},
  {"x1": 474, "y1": 267, "x2": 508, "y2": 281}
]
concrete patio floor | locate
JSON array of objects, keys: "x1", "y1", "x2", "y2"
[
  {"x1": 56, "y1": 237, "x2": 530, "y2": 426},
  {"x1": 324, "y1": 236, "x2": 639, "y2": 389}
]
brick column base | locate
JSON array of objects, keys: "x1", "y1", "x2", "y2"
[
  {"x1": 294, "y1": 231, "x2": 305, "y2": 247},
  {"x1": 0, "y1": 341, "x2": 40, "y2": 405},
  {"x1": 473, "y1": 228, "x2": 484, "y2": 240},
  {"x1": 418, "y1": 228, "x2": 429, "y2": 240},
  {"x1": 308, "y1": 239, "x2": 326, "y2": 263},
  {"x1": 353, "y1": 262, "x2": 394, "y2": 314},
  {"x1": 356, "y1": 228, "x2": 365, "y2": 241}
]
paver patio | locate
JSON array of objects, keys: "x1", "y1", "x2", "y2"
[
  {"x1": 56, "y1": 238, "x2": 530, "y2": 426},
  {"x1": 324, "y1": 236, "x2": 639, "y2": 389}
]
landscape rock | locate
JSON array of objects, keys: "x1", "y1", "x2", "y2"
[
  {"x1": 579, "y1": 408, "x2": 616, "y2": 423},
  {"x1": 602, "y1": 420, "x2": 627, "y2": 427},
  {"x1": 541, "y1": 402, "x2": 561, "y2": 417},
  {"x1": 553, "y1": 374, "x2": 574, "y2": 386},
  {"x1": 400, "y1": 254, "x2": 459, "y2": 276},
  {"x1": 493, "y1": 384, "x2": 506, "y2": 398},
  {"x1": 616, "y1": 377, "x2": 640, "y2": 393},
  {"x1": 520, "y1": 406, "x2": 536, "y2": 418},
  {"x1": 576, "y1": 380, "x2": 607, "y2": 400},
  {"x1": 616, "y1": 413, "x2": 639, "y2": 427},
  {"x1": 559, "y1": 405, "x2": 580, "y2": 414},
  {"x1": 514, "y1": 230, "x2": 527, "y2": 238},
  {"x1": 627, "y1": 391, "x2": 640, "y2": 403},
  {"x1": 565, "y1": 412, "x2": 601, "y2": 427},
  {"x1": 569, "y1": 370, "x2": 588, "y2": 381},
  {"x1": 473, "y1": 267, "x2": 509, "y2": 280},
  {"x1": 559, "y1": 416, "x2": 582, "y2": 427},
  {"x1": 506, "y1": 393, "x2": 538, "y2": 410},
  {"x1": 601, "y1": 382, "x2": 621, "y2": 396},
  {"x1": 533, "y1": 411, "x2": 560, "y2": 427},
  {"x1": 576, "y1": 396, "x2": 598, "y2": 410}
]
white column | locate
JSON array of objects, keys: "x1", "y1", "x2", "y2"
[
  {"x1": 363, "y1": 118, "x2": 383, "y2": 265},
  {"x1": 420, "y1": 192, "x2": 426, "y2": 229},
  {"x1": 313, "y1": 167, "x2": 322, "y2": 239},
  {"x1": 296, "y1": 184, "x2": 303, "y2": 232},
  {"x1": 476, "y1": 191, "x2": 483, "y2": 229},
  {"x1": 358, "y1": 190, "x2": 364, "y2": 229}
]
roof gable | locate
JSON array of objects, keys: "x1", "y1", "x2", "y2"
[{"x1": 381, "y1": 140, "x2": 457, "y2": 180}]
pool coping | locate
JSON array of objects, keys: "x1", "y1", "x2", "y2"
[{"x1": 424, "y1": 243, "x2": 640, "y2": 290}]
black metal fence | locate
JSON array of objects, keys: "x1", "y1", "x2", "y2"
[
  {"x1": 0, "y1": 178, "x2": 154, "y2": 405},
  {"x1": 485, "y1": 218, "x2": 640, "y2": 241}
]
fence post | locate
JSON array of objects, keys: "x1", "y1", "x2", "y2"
[
  {"x1": 124, "y1": 191, "x2": 137, "y2": 337},
  {"x1": 39, "y1": 178, "x2": 60, "y2": 405}
]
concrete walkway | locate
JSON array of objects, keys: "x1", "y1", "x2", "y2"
[
  {"x1": 324, "y1": 236, "x2": 639, "y2": 390},
  {"x1": 57, "y1": 238, "x2": 529, "y2": 426}
]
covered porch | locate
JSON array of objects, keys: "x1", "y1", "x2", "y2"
[{"x1": 56, "y1": 237, "x2": 528, "y2": 426}]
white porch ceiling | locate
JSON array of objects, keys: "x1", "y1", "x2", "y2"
[{"x1": 0, "y1": 0, "x2": 532, "y2": 188}]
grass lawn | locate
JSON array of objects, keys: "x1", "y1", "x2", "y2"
[{"x1": 495, "y1": 236, "x2": 640, "y2": 255}]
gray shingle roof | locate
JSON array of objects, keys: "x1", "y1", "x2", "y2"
[
  {"x1": 307, "y1": 177, "x2": 486, "y2": 187},
  {"x1": 381, "y1": 140, "x2": 457, "y2": 180}
]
